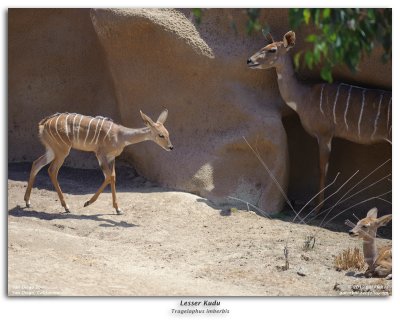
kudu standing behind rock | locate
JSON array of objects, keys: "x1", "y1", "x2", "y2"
[{"x1": 247, "y1": 31, "x2": 392, "y2": 211}]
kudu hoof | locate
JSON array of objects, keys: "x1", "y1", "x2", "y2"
[
  {"x1": 116, "y1": 208, "x2": 124, "y2": 215},
  {"x1": 83, "y1": 201, "x2": 90, "y2": 207}
]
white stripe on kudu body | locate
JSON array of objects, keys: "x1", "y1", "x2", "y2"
[
  {"x1": 103, "y1": 122, "x2": 113, "y2": 141},
  {"x1": 247, "y1": 30, "x2": 392, "y2": 212},
  {"x1": 344, "y1": 85, "x2": 353, "y2": 131},
  {"x1": 319, "y1": 84, "x2": 326, "y2": 115},
  {"x1": 84, "y1": 118, "x2": 95, "y2": 146},
  {"x1": 64, "y1": 114, "x2": 71, "y2": 142},
  {"x1": 95, "y1": 118, "x2": 106, "y2": 145},
  {"x1": 387, "y1": 97, "x2": 392, "y2": 131},
  {"x1": 46, "y1": 116, "x2": 61, "y2": 147},
  {"x1": 77, "y1": 115, "x2": 84, "y2": 143},
  {"x1": 358, "y1": 88, "x2": 367, "y2": 138},
  {"x1": 55, "y1": 114, "x2": 69, "y2": 146},
  {"x1": 72, "y1": 113, "x2": 78, "y2": 142},
  {"x1": 89, "y1": 118, "x2": 101, "y2": 145},
  {"x1": 371, "y1": 93, "x2": 383, "y2": 140},
  {"x1": 24, "y1": 110, "x2": 173, "y2": 215},
  {"x1": 332, "y1": 83, "x2": 344, "y2": 124}
]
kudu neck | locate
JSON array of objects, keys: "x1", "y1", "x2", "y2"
[
  {"x1": 362, "y1": 231, "x2": 378, "y2": 268},
  {"x1": 120, "y1": 126, "x2": 152, "y2": 146},
  {"x1": 275, "y1": 54, "x2": 306, "y2": 107}
]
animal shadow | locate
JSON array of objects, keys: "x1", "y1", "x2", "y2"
[{"x1": 8, "y1": 205, "x2": 138, "y2": 228}]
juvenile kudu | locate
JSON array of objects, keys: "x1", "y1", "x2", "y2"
[
  {"x1": 24, "y1": 110, "x2": 173, "y2": 214},
  {"x1": 347, "y1": 208, "x2": 392, "y2": 279}
]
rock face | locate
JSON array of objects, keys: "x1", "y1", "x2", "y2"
[
  {"x1": 8, "y1": 8, "x2": 391, "y2": 213},
  {"x1": 89, "y1": 8, "x2": 288, "y2": 212},
  {"x1": 8, "y1": 9, "x2": 119, "y2": 168}
]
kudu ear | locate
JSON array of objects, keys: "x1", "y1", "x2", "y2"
[
  {"x1": 266, "y1": 32, "x2": 274, "y2": 43},
  {"x1": 157, "y1": 109, "x2": 168, "y2": 124},
  {"x1": 263, "y1": 31, "x2": 275, "y2": 44},
  {"x1": 140, "y1": 110, "x2": 155, "y2": 127},
  {"x1": 376, "y1": 214, "x2": 392, "y2": 227},
  {"x1": 283, "y1": 31, "x2": 296, "y2": 49},
  {"x1": 366, "y1": 207, "x2": 378, "y2": 219}
]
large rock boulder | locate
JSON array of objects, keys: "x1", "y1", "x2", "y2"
[
  {"x1": 8, "y1": 8, "x2": 391, "y2": 213},
  {"x1": 8, "y1": 9, "x2": 119, "y2": 168},
  {"x1": 90, "y1": 8, "x2": 288, "y2": 212}
]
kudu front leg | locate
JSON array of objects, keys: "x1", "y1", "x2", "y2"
[
  {"x1": 315, "y1": 137, "x2": 332, "y2": 213},
  {"x1": 48, "y1": 154, "x2": 70, "y2": 213}
]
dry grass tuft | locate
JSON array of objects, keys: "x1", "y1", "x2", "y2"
[
  {"x1": 334, "y1": 247, "x2": 365, "y2": 271},
  {"x1": 303, "y1": 235, "x2": 316, "y2": 251}
]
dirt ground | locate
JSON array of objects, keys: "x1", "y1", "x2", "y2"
[{"x1": 8, "y1": 162, "x2": 392, "y2": 296}]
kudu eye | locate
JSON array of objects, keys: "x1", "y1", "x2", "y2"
[
  {"x1": 362, "y1": 225, "x2": 368, "y2": 229},
  {"x1": 158, "y1": 134, "x2": 165, "y2": 138},
  {"x1": 268, "y1": 47, "x2": 277, "y2": 53}
]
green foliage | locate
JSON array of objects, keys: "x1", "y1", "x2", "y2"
[
  {"x1": 245, "y1": 9, "x2": 262, "y2": 34},
  {"x1": 192, "y1": 8, "x2": 203, "y2": 24},
  {"x1": 289, "y1": 8, "x2": 392, "y2": 82},
  {"x1": 191, "y1": 8, "x2": 391, "y2": 83}
]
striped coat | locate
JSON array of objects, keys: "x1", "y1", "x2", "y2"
[
  {"x1": 311, "y1": 83, "x2": 392, "y2": 144},
  {"x1": 39, "y1": 113, "x2": 117, "y2": 152}
]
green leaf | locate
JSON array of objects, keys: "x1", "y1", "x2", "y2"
[
  {"x1": 306, "y1": 34, "x2": 317, "y2": 43},
  {"x1": 287, "y1": 8, "x2": 391, "y2": 81},
  {"x1": 253, "y1": 20, "x2": 262, "y2": 32},
  {"x1": 305, "y1": 51, "x2": 314, "y2": 69},
  {"x1": 314, "y1": 8, "x2": 320, "y2": 25},
  {"x1": 303, "y1": 9, "x2": 311, "y2": 24},
  {"x1": 294, "y1": 51, "x2": 302, "y2": 69},
  {"x1": 321, "y1": 66, "x2": 333, "y2": 83},
  {"x1": 192, "y1": 8, "x2": 202, "y2": 24},
  {"x1": 313, "y1": 50, "x2": 321, "y2": 64},
  {"x1": 246, "y1": 19, "x2": 254, "y2": 35},
  {"x1": 322, "y1": 8, "x2": 331, "y2": 19}
]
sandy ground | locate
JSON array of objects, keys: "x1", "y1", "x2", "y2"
[{"x1": 8, "y1": 163, "x2": 392, "y2": 296}]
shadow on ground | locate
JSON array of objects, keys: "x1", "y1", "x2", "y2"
[
  {"x1": 8, "y1": 205, "x2": 138, "y2": 228},
  {"x1": 9, "y1": 162, "x2": 391, "y2": 238},
  {"x1": 8, "y1": 162, "x2": 170, "y2": 195}
]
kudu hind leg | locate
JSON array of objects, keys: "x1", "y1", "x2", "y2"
[
  {"x1": 83, "y1": 156, "x2": 121, "y2": 215},
  {"x1": 315, "y1": 137, "x2": 332, "y2": 213},
  {"x1": 83, "y1": 155, "x2": 112, "y2": 209},
  {"x1": 109, "y1": 160, "x2": 123, "y2": 214},
  {"x1": 24, "y1": 149, "x2": 55, "y2": 207},
  {"x1": 48, "y1": 152, "x2": 70, "y2": 213}
]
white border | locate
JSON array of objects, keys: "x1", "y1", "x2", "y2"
[{"x1": 2, "y1": 1, "x2": 398, "y2": 319}]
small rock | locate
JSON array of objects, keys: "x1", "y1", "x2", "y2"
[
  {"x1": 301, "y1": 254, "x2": 310, "y2": 261},
  {"x1": 333, "y1": 283, "x2": 346, "y2": 291},
  {"x1": 296, "y1": 267, "x2": 306, "y2": 276},
  {"x1": 276, "y1": 265, "x2": 288, "y2": 271}
]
